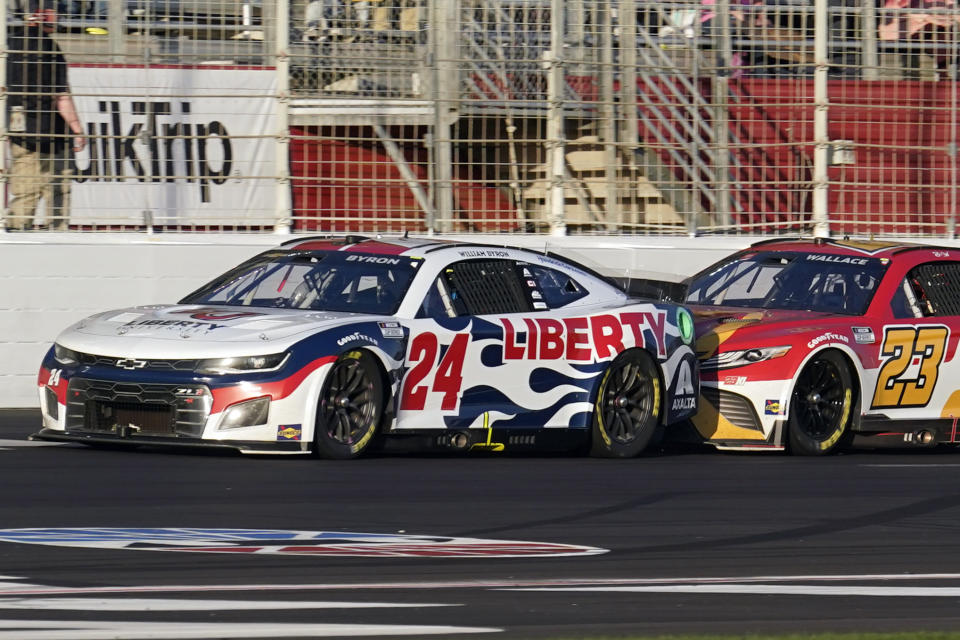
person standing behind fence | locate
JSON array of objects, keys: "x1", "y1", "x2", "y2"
[{"x1": 6, "y1": 0, "x2": 86, "y2": 231}]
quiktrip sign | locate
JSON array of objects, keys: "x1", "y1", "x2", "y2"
[{"x1": 68, "y1": 65, "x2": 277, "y2": 226}]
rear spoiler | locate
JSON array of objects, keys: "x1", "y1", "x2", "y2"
[{"x1": 608, "y1": 276, "x2": 688, "y2": 303}]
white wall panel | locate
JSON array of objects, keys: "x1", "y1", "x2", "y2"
[{"x1": 1, "y1": 232, "x2": 880, "y2": 409}]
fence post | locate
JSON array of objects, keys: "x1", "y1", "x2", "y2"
[
  {"x1": 0, "y1": 0, "x2": 7, "y2": 230},
  {"x1": 108, "y1": 0, "x2": 124, "y2": 63},
  {"x1": 429, "y1": 0, "x2": 457, "y2": 234},
  {"x1": 861, "y1": 0, "x2": 879, "y2": 81},
  {"x1": 266, "y1": 0, "x2": 291, "y2": 234},
  {"x1": 547, "y1": 0, "x2": 567, "y2": 236},
  {"x1": 619, "y1": 0, "x2": 640, "y2": 233},
  {"x1": 599, "y1": 0, "x2": 618, "y2": 230},
  {"x1": 812, "y1": 0, "x2": 830, "y2": 237},
  {"x1": 712, "y1": 0, "x2": 732, "y2": 233}
]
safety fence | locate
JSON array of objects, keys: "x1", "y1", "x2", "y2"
[{"x1": 2, "y1": 0, "x2": 959, "y2": 237}]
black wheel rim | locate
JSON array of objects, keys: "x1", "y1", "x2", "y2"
[
  {"x1": 792, "y1": 358, "x2": 846, "y2": 440},
  {"x1": 319, "y1": 359, "x2": 376, "y2": 446},
  {"x1": 599, "y1": 361, "x2": 654, "y2": 445}
]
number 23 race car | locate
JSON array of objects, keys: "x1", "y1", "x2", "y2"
[
  {"x1": 684, "y1": 238, "x2": 960, "y2": 455},
  {"x1": 35, "y1": 236, "x2": 699, "y2": 459}
]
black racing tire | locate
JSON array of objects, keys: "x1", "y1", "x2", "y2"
[
  {"x1": 787, "y1": 350, "x2": 854, "y2": 456},
  {"x1": 590, "y1": 349, "x2": 662, "y2": 458},
  {"x1": 314, "y1": 350, "x2": 384, "y2": 460}
]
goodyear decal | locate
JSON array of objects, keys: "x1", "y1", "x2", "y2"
[
  {"x1": 0, "y1": 528, "x2": 608, "y2": 558},
  {"x1": 807, "y1": 332, "x2": 850, "y2": 349}
]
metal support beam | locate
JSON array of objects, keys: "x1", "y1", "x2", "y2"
[{"x1": 373, "y1": 123, "x2": 436, "y2": 220}]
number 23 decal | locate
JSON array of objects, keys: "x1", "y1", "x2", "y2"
[{"x1": 871, "y1": 325, "x2": 949, "y2": 409}]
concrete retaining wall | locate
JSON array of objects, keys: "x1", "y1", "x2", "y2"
[{"x1": 0, "y1": 232, "x2": 790, "y2": 408}]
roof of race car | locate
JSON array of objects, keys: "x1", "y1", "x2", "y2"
[
  {"x1": 280, "y1": 235, "x2": 443, "y2": 254},
  {"x1": 277, "y1": 235, "x2": 627, "y2": 291},
  {"x1": 745, "y1": 237, "x2": 956, "y2": 259},
  {"x1": 279, "y1": 234, "x2": 588, "y2": 262}
]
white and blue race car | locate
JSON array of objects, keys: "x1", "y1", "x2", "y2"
[{"x1": 34, "y1": 236, "x2": 698, "y2": 459}]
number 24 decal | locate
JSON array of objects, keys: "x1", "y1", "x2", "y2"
[
  {"x1": 871, "y1": 325, "x2": 949, "y2": 409},
  {"x1": 400, "y1": 332, "x2": 469, "y2": 411}
]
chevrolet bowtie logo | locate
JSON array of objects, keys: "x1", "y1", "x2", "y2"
[{"x1": 115, "y1": 358, "x2": 147, "y2": 370}]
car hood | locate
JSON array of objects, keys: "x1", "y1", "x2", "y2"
[
  {"x1": 56, "y1": 304, "x2": 377, "y2": 359},
  {"x1": 689, "y1": 305, "x2": 846, "y2": 359}
]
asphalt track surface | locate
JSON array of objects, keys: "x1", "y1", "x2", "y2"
[{"x1": 5, "y1": 410, "x2": 960, "y2": 638}]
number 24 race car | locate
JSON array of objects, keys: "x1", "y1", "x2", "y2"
[
  {"x1": 34, "y1": 236, "x2": 699, "y2": 459},
  {"x1": 684, "y1": 238, "x2": 960, "y2": 455}
]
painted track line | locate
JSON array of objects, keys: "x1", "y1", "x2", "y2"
[
  {"x1": 7, "y1": 572, "x2": 960, "y2": 596},
  {"x1": 505, "y1": 585, "x2": 960, "y2": 597},
  {"x1": 0, "y1": 597, "x2": 457, "y2": 611},
  {"x1": 0, "y1": 620, "x2": 500, "y2": 639}
]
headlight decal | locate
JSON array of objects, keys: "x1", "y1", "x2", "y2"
[
  {"x1": 53, "y1": 344, "x2": 79, "y2": 366},
  {"x1": 701, "y1": 345, "x2": 792, "y2": 370},
  {"x1": 196, "y1": 352, "x2": 290, "y2": 375}
]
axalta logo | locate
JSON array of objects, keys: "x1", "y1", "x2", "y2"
[{"x1": 73, "y1": 100, "x2": 232, "y2": 203}]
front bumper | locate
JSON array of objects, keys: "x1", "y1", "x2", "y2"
[{"x1": 30, "y1": 427, "x2": 310, "y2": 454}]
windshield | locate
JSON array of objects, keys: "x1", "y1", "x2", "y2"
[
  {"x1": 180, "y1": 250, "x2": 421, "y2": 314},
  {"x1": 684, "y1": 251, "x2": 888, "y2": 315}
]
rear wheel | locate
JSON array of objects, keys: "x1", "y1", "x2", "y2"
[
  {"x1": 590, "y1": 350, "x2": 661, "y2": 458},
  {"x1": 787, "y1": 350, "x2": 854, "y2": 456},
  {"x1": 314, "y1": 350, "x2": 384, "y2": 459}
]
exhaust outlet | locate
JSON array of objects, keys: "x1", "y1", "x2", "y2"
[{"x1": 449, "y1": 431, "x2": 471, "y2": 450}]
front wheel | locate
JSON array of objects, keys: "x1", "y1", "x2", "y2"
[
  {"x1": 314, "y1": 350, "x2": 384, "y2": 460},
  {"x1": 590, "y1": 349, "x2": 662, "y2": 458},
  {"x1": 787, "y1": 350, "x2": 854, "y2": 456}
]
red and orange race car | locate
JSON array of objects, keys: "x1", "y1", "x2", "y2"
[{"x1": 683, "y1": 238, "x2": 960, "y2": 455}]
